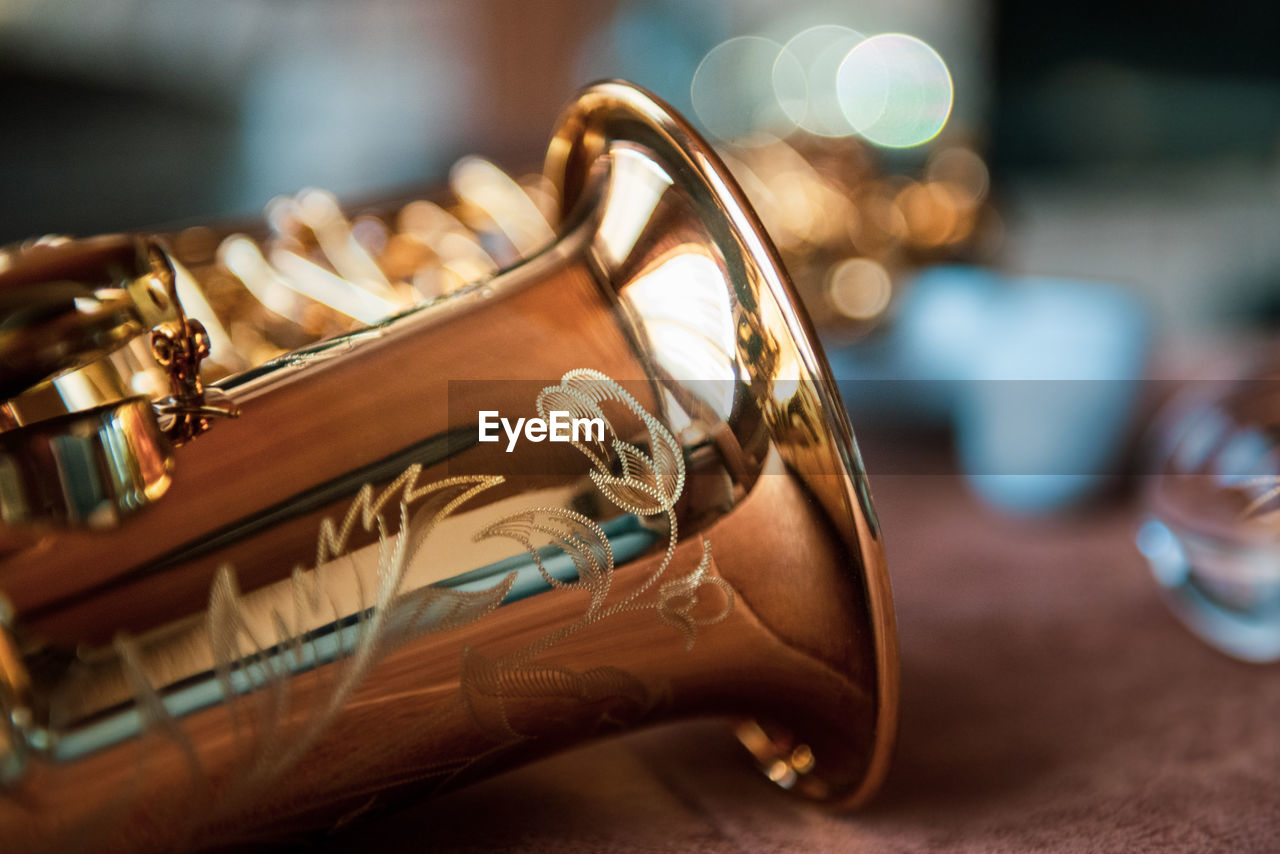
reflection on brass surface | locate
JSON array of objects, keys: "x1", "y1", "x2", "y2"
[
  {"x1": 0, "y1": 235, "x2": 176, "y2": 402},
  {"x1": 0, "y1": 82, "x2": 897, "y2": 852},
  {"x1": 0, "y1": 397, "x2": 173, "y2": 529},
  {"x1": 0, "y1": 594, "x2": 28, "y2": 786}
]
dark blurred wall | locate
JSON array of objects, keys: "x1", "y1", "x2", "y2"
[
  {"x1": 0, "y1": 0, "x2": 616, "y2": 243},
  {"x1": 992, "y1": 1, "x2": 1280, "y2": 171}
]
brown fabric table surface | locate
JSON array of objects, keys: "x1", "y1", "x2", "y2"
[{"x1": 308, "y1": 469, "x2": 1280, "y2": 853}]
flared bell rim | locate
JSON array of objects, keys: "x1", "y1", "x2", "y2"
[{"x1": 543, "y1": 80, "x2": 899, "y2": 808}]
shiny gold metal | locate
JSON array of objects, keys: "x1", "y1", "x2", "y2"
[
  {"x1": 150, "y1": 316, "x2": 238, "y2": 444},
  {"x1": 0, "y1": 81, "x2": 897, "y2": 853},
  {"x1": 0, "y1": 592, "x2": 30, "y2": 786},
  {"x1": 0, "y1": 235, "x2": 176, "y2": 401},
  {"x1": 0, "y1": 397, "x2": 174, "y2": 530},
  {"x1": 0, "y1": 234, "x2": 238, "y2": 529}
]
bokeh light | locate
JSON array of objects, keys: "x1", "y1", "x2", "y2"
[
  {"x1": 894, "y1": 181, "x2": 960, "y2": 247},
  {"x1": 837, "y1": 33, "x2": 953, "y2": 148},
  {"x1": 777, "y1": 25, "x2": 866, "y2": 137},
  {"x1": 692, "y1": 36, "x2": 805, "y2": 142},
  {"x1": 926, "y1": 146, "x2": 990, "y2": 204},
  {"x1": 827, "y1": 257, "x2": 893, "y2": 320}
]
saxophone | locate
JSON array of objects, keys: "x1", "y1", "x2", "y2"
[{"x1": 0, "y1": 81, "x2": 897, "y2": 852}]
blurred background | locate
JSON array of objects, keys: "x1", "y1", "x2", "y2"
[
  {"x1": 6, "y1": 8, "x2": 1280, "y2": 840},
  {"x1": 6, "y1": 0, "x2": 1280, "y2": 527},
  {"x1": 4, "y1": 0, "x2": 1279, "y2": 336},
  {"x1": 3, "y1": 0, "x2": 1280, "y2": 750}
]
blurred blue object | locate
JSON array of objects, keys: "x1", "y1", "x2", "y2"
[
  {"x1": 574, "y1": 0, "x2": 728, "y2": 121},
  {"x1": 1138, "y1": 516, "x2": 1280, "y2": 662},
  {"x1": 1135, "y1": 366, "x2": 1280, "y2": 662},
  {"x1": 828, "y1": 265, "x2": 1151, "y2": 513}
]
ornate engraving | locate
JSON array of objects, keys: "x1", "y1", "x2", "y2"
[
  {"x1": 102, "y1": 368, "x2": 733, "y2": 831},
  {"x1": 656, "y1": 540, "x2": 734, "y2": 652},
  {"x1": 458, "y1": 370, "x2": 733, "y2": 743}
]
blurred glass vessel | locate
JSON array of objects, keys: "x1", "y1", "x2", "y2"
[{"x1": 1138, "y1": 359, "x2": 1280, "y2": 662}]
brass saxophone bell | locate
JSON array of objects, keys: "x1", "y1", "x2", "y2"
[{"x1": 0, "y1": 81, "x2": 897, "y2": 852}]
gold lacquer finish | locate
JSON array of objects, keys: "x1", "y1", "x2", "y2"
[
  {"x1": 0, "y1": 233, "x2": 237, "y2": 530},
  {"x1": 0, "y1": 235, "x2": 175, "y2": 401},
  {"x1": 0, "y1": 397, "x2": 174, "y2": 530},
  {"x1": 0, "y1": 82, "x2": 897, "y2": 852}
]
